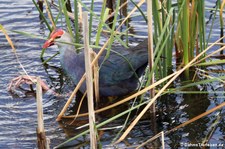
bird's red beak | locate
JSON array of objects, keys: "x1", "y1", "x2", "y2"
[
  {"x1": 43, "y1": 29, "x2": 64, "y2": 48},
  {"x1": 43, "y1": 38, "x2": 54, "y2": 48}
]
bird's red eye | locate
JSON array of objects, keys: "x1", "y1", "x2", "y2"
[
  {"x1": 50, "y1": 29, "x2": 64, "y2": 39},
  {"x1": 55, "y1": 36, "x2": 61, "y2": 39}
]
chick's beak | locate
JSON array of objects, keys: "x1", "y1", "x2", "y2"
[{"x1": 43, "y1": 38, "x2": 54, "y2": 49}]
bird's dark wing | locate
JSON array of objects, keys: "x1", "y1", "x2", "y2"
[{"x1": 98, "y1": 39, "x2": 148, "y2": 85}]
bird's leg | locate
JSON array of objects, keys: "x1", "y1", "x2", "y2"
[{"x1": 29, "y1": 84, "x2": 34, "y2": 92}]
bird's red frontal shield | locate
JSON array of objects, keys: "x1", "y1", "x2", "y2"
[{"x1": 43, "y1": 29, "x2": 64, "y2": 48}]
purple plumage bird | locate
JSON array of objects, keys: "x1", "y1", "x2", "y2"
[{"x1": 43, "y1": 29, "x2": 148, "y2": 97}]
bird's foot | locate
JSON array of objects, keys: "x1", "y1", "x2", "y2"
[{"x1": 8, "y1": 75, "x2": 51, "y2": 95}]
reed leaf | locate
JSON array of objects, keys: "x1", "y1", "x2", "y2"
[
  {"x1": 95, "y1": 0, "x2": 108, "y2": 46},
  {"x1": 106, "y1": 0, "x2": 121, "y2": 59},
  {"x1": 197, "y1": 1, "x2": 206, "y2": 53},
  {"x1": 180, "y1": 0, "x2": 189, "y2": 66},
  {"x1": 61, "y1": 0, "x2": 75, "y2": 41},
  {"x1": 196, "y1": 59, "x2": 225, "y2": 66},
  {"x1": 74, "y1": 0, "x2": 80, "y2": 43}
]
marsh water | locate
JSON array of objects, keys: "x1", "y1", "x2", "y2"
[{"x1": 0, "y1": 0, "x2": 225, "y2": 148}]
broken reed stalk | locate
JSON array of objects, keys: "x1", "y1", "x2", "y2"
[
  {"x1": 91, "y1": 51, "x2": 100, "y2": 103},
  {"x1": 0, "y1": 27, "x2": 50, "y2": 149},
  {"x1": 36, "y1": 77, "x2": 49, "y2": 149},
  {"x1": 82, "y1": 12, "x2": 97, "y2": 149}
]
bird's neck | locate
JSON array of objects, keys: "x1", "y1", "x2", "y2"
[
  {"x1": 58, "y1": 43, "x2": 75, "y2": 54},
  {"x1": 56, "y1": 32, "x2": 79, "y2": 55},
  {"x1": 58, "y1": 44, "x2": 78, "y2": 66}
]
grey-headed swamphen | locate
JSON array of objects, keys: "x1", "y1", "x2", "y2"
[{"x1": 43, "y1": 29, "x2": 148, "y2": 97}]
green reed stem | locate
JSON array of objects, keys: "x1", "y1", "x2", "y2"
[
  {"x1": 74, "y1": 0, "x2": 80, "y2": 43},
  {"x1": 61, "y1": 0, "x2": 74, "y2": 41},
  {"x1": 181, "y1": 0, "x2": 189, "y2": 66},
  {"x1": 198, "y1": 1, "x2": 206, "y2": 53},
  {"x1": 95, "y1": 0, "x2": 107, "y2": 46},
  {"x1": 106, "y1": 0, "x2": 121, "y2": 58},
  {"x1": 189, "y1": 1, "x2": 197, "y2": 59}
]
